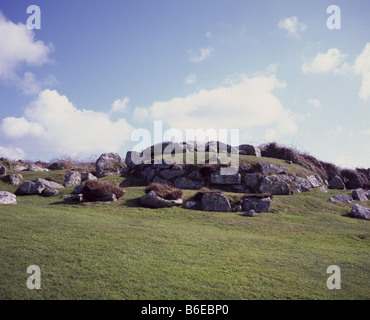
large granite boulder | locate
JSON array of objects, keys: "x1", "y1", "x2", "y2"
[
  {"x1": 352, "y1": 188, "x2": 368, "y2": 202},
  {"x1": 201, "y1": 193, "x2": 231, "y2": 212},
  {"x1": 330, "y1": 175, "x2": 345, "y2": 190},
  {"x1": 15, "y1": 181, "x2": 45, "y2": 195},
  {"x1": 140, "y1": 191, "x2": 183, "y2": 208},
  {"x1": 0, "y1": 191, "x2": 17, "y2": 204},
  {"x1": 12, "y1": 164, "x2": 27, "y2": 172},
  {"x1": 349, "y1": 204, "x2": 370, "y2": 220},
  {"x1": 9, "y1": 174, "x2": 23, "y2": 186},
  {"x1": 238, "y1": 144, "x2": 261, "y2": 157},
  {"x1": 307, "y1": 174, "x2": 324, "y2": 188},
  {"x1": 63, "y1": 171, "x2": 82, "y2": 187},
  {"x1": 28, "y1": 164, "x2": 48, "y2": 172},
  {"x1": 125, "y1": 150, "x2": 143, "y2": 168},
  {"x1": 259, "y1": 175, "x2": 290, "y2": 195},
  {"x1": 242, "y1": 197, "x2": 271, "y2": 213},
  {"x1": 95, "y1": 153, "x2": 126, "y2": 178}
]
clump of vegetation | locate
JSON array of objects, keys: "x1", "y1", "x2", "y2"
[
  {"x1": 145, "y1": 182, "x2": 183, "y2": 200},
  {"x1": 191, "y1": 187, "x2": 223, "y2": 201},
  {"x1": 340, "y1": 168, "x2": 367, "y2": 189},
  {"x1": 83, "y1": 180, "x2": 125, "y2": 201}
]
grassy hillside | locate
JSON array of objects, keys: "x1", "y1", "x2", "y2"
[{"x1": 0, "y1": 163, "x2": 369, "y2": 300}]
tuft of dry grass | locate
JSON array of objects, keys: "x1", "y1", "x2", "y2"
[
  {"x1": 83, "y1": 180, "x2": 125, "y2": 201},
  {"x1": 145, "y1": 182, "x2": 183, "y2": 200}
]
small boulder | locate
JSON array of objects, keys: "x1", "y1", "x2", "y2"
[
  {"x1": 237, "y1": 144, "x2": 261, "y2": 157},
  {"x1": 329, "y1": 194, "x2": 354, "y2": 204},
  {"x1": 352, "y1": 188, "x2": 368, "y2": 202},
  {"x1": 259, "y1": 175, "x2": 290, "y2": 195},
  {"x1": 72, "y1": 184, "x2": 86, "y2": 194},
  {"x1": 28, "y1": 164, "x2": 48, "y2": 172},
  {"x1": 185, "y1": 201, "x2": 197, "y2": 209},
  {"x1": 42, "y1": 188, "x2": 59, "y2": 197},
  {"x1": 15, "y1": 181, "x2": 45, "y2": 195},
  {"x1": 201, "y1": 193, "x2": 231, "y2": 212},
  {"x1": 242, "y1": 197, "x2": 271, "y2": 213},
  {"x1": 63, "y1": 171, "x2": 82, "y2": 187},
  {"x1": 159, "y1": 169, "x2": 187, "y2": 180},
  {"x1": 0, "y1": 166, "x2": 6, "y2": 175},
  {"x1": 12, "y1": 165, "x2": 27, "y2": 172},
  {"x1": 349, "y1": 204, "x2": 370, "y2": 220},
  {"x1": 174, "y1": 177, "x2": 202, "y2": 190},
  {"x1": 0, "y1": 191, "x2": 17, "y2": 204},
  {"x1": 9, "y1": 174, "x2": 23, "y2": 186},
  {"x1": 36, "y1": 178, "x2": 64, "y2": 189},
  {"x1": 241, "y1": 209, "x2": 256, "y2": 217},
  {"x1": 210, "y1": 170, "x2": 241, "y2": 185},
  {"x1": 81, "y1": 172, "x2": 97, "y2": 182},
  {"x1": 307, "y1": 175, "x2": 323, "y2": 188},
  {"x1": 330, "y1": 175, "x2": 345, "y2": 190},
  {"x1": 140, "y1": 191, "x2": 183, "y2": 208},
  {"x1": 293, "y1": 177, "x2": 311, "y2": 193}
]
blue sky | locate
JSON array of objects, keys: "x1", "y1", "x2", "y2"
[{"x1": 0, "y1": 0, "x2": 369, "y2": 168}]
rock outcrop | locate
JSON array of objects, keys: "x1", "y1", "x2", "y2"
[
  {"x1": 201, "y1": 193, "x2": 231, "y2": 212},
  {"x1": 96, "y1": 153, "x2": 126, "y2": 178},
  {"x1": 63, "y1": 171, "x2": 82, "y2": 187},
  {"x1": 352, "y1": 188, "x2": 368, "y2": 202},
  {"x1": 349, "y1": 204, "x2": 370, "y2": 220}
]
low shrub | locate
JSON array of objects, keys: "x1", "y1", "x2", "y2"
[
  {"x1": 145, "y1": 182, "x2": 183, "y2": 200},
  {"x1": 340, "y1": 168, "x2": 367, "y2": 189},
  {"x1": 83, "y1": 180, "x2": 125, "y2": 201}
]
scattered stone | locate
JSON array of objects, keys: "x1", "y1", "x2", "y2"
[
  {"x1": 72, "y1": 184, "x2": 86, "y2": 194},
  {"x1": 140, "y1": 191, "x2": 183, "y2": 208},
  {"x1": 185, "y1": 201, "x2": 197, "y2": 209},
  {"x1": 42, "y1": 188, "x2": 59, "y2": 197},
  {"x1": 349, "y1": 204, "x2": 370, "y2": 220},
  {"x1": 35, "y1": 178, "x2": 64, "y2": 189},
  {"x1": 329, "y1": 194, "x2": 354, "y2": 204},
  {"x1": 0, "y1": 191, "x2": 17, "y2": 204},
  {"x1": 330, "y1": 175, "x2": 345, "y2": 190},
  {"x1": 81, "y1": 172, "x2": 97, "y2": 182},
  {"x1": 28, "y1": 164, "x2": 49, "y2": 172},
  {"x1": 285, "y1": 160, "x2": 293, "y2": 165},
  {"x1": 236, "y1": 205, "x2": 243, "y2": 212},
  {"x1": 244, "y1": 173, "x2": 261, "y2": 189},
  {"x1": 0, "y1": 166, "x2": 6, "y2": 175},
  {"x1": 319, "y1": 185, "x2": 328, "y2": 193},
  {"x1": 9, "y1": 174, "x2": 23, "y2": 186},
  {"x1": 95, "y1": 152, "x2": 126, "y2": 178},
  {"x1": 12, "y1": 165, "x2": 27, "y2": 172},
  {"x1": 238, "y1": 144, "x2": 261, "y2": 157},
  {"x1": 63, "y1": 171, "x2": 82, "y2": 187},
  {"x1": 174, "y1": 177, "x2": 202, "y2": 190},
  {"x1": 241, "y1": 209, "x2": 256, "y2": 217},
  {"x1": 307, "y1": 175, "x2": 323, "y2": 188},
  {"x1": 15, "y1": 181, "x2": 45, "y2": 195},
  {"x1": 242, "y1": 197, "x2": 271, "y2": 213},
  {"x1": 259, "y1": 175, "x2": 290, "y2": 195},
  {"x1": 352, "y1": 188, "x2": 368, "y2": 202},
  {"x1": 201, "y1": 193, "x2": 231, "y2": 212},
  {"x1": 293, "y1": 177, "x2": 311, "y2": 193}
]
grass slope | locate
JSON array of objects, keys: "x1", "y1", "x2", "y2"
[{"x1": 0, "y1": 166, "x2": 369, "y2": 300}]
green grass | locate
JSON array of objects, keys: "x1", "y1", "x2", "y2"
[{"x1": 0, "y1": 170, "x2": 369, "y2": 300}]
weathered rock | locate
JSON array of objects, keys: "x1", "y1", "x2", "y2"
[
  {"x1": 349, "y1": 204, "x2": 370, "y2": 220},
  {"x1": 81, "y1": 172, "x2": 97, "y2": 182},
  {"x1": 125, "y1": 151, "x2": 142, "y2": 168},
  {"x1": 9, "y1": 174, "x2": 23, "y2": 186},
  {"x1": 28, "y1": 164, "x2": 48, "y2": 172},
  {"x1": 72, "y1": 184, "x2": 86, "y2": 194},
  {"x1": 319, "y1": 185, "x2": 328, "y2": 193},
  {"x1": 0, "y1": 166, "x2": 6, "y2": 175},
  {"x1": 293, "y1": 177, "x2": 311, "y2": 193},
  {"x1": 238, "y1": 144, "x2": 261, "y2": 157},
  {"x1": 211, "y1": 170, "x2": 241, "y2": 185},
  {"x1": 268, "y1": 164, "x2": 287, "y2": 174},
  {"x1": 259, "y1": 175, "x2": 290, "y2": 195},
  {"x1": 15, "y1": 181, "x2": 45, "y2": 195},
  {"x1": 63, "y1": 171, "x2": 82, "y2": 187},
  {"x1": 95, "y1": 152, "x2": 126, "y2": 178},
  {"x1": 206, "y1": 141, "x2": 239, "y2": 154},
  {"x1": 174, "y1": 177, "x2": 202, "y2": 190},
  {"x1": 159, "y1": 169, "x2": 187, "y2": 180},
  {"x1": 241, "y1": 209, "x2": 256, "y2": 217},
  {"x1": 152, "y1": 176, "x2": 174, "y2": 187},
  {"x1": 95, "y1": 193, "x2": 117, "y2": 202},
  {"x1": 185, "y1": 201, "x2": 197, "y2": 209},
  {"x1": 329, "y1": 194, "x2": 354, "y2": 204},
  {"x1": 0, "y1": 191, "x2": 17, "y2": 204},
  {"x1": 352, "y1": 188, "x2": 368, "y2": 202},
  {"x1": 187, "y1": 170, "x2": 202, "y2": 181},
  {"x1": 42, "y1": 188, "x2": 59, "y2": 197},
  {"x1": 64, "y1": 194, "x2": 84, "y2": 202},
  {"x1": 201, "y1": 193, "x2": 231, "y2": 212},
  {"x1": 139, "y1": 166, "x2": 156, "y2": 182},
  {"x1": 365, "y1": 190, "x2": 370, "y2": 200},
  {"x1": 12, "y1": 165, "x2": 27, "y2": 172},
  {"x1": 140, "y1": 191, "x2": 182, "y2": 208},
  {"x1": 244, "y1": 173, "x2": 261, "y2": 189},
  {"x1": 307, "y1": 175, "x2": 324, "y2": 188},
  {"x1": 330, "y1": 175, "x2": 345, "y2": 190},
  {"x1": 242, "y1": 197, "x2": 271, "y2": 213},
  {"x1": 35, "y1": 178, "x2": 64, "y2": 189}
]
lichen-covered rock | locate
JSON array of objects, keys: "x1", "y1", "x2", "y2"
[
  {"x1": 140, "y1": 191, "x2": 182, "y2": 208},
  {"x1": 238, "y1": 144, "x2": 261, "y2": 157},
  {"x1": 242, "y1": 197, "x2": 271, "y2": 213},
  {"x1": 244, "y1": 173, "x2": 261, "y2": 189},
  {"x1": 352, "y1": 188, "x2": 368, "y2": 202},
  {"x1": 0, "y1": 191, "x2": 17, "y2": 204},
  {"x1": 329, "y1": 194, "x2": 354, "y2": 204},
  {"x1": 42, "y1": 188, "x2": 59, "y2": 197},
  {"x1": 81, "y1": 172, "x2": 97, "y2": 182},
  {"x1": 293, "y1": 177, "x2": 311, "y2": 193},
  {"x1": 36, "y1": 178, "x2": 64, "y2": 189},
  {"x1": 349, "y1": 204, "x2": 370, "y2": 220},
  {"x1": 63, "y1": 171, "x2": 82, "y2": 187},
  {"x1": 96, "y1": 152, "x2": 126, "y2": 178},
  {"x1": 28, "y1": 164, "x2": 48, "y2": 172},
  {"x1": 15, "y1": 181, "x2": 45, "y2": 195},
  {"x1": 201, "y1": 193, "x2": 231, "y2": 212},
  {"x1": 12, "y1": 165, "x2": 27, "y2": 172},
  {"x1": 174, "y1": 177, "x2": 202, "y2": 190},
  {"x1": 159, "y1": 169, "x2": 187, "y2": 180},
  {"x1": 9, "y1": 174, "x2": 23, "y2": 186},
  {"x1": 307, "y1": 174, "x2": 324, "y2": 188},
  {"x1": 210, "y1": 170, "x2": 241, "y2": 185},
  {"x1": 259, "y1": 175, "x2": 290, "y2": 195}
]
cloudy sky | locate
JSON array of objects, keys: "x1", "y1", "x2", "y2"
[{"x1": 0, "y1": 0, "x2": 369, "y2": 168}]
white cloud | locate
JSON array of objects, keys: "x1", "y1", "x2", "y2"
[
  {"x1": 184, "y1": 73, "x2": 197, "y2": 84},
  {"x1": 0, "y1": 12, "x2": 52, "y2": 80},
  {"x1": 111, "y1": 97, "x2": 129, "y2": 113},
  {"x1": 361, "y1": 129, "x2": 370, "y2": 135},
  {"x1": 307, "y1": 99, "x2": 322, "y2": 108},
  {"x1": 133, "y1": 107, "x2": 150, "y2": 123},
  {"x1": 205, "y1": 32, "x2": 212, "y2": 39},
  {"x1": 302, "y1": 48, "x2": 348, "y2": 74},
  {"x1": 278, "y1": 16, "x2": 307, "y2": 38},
  {"x1": 149, "y1": 75, "x2": 298, "y2": 139},
  {"x1": 0, "y1": 89, "x2": 134, "y2": 158},
  {"x1": 0, "y1": 146, "x2": 26, "y2": 160},
  {"x1": 188, "y1": 47, "x2": 214, "y2": 63},
  {"x1": 353, "y1": 43, "x2": 370, "y2": 101}
]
